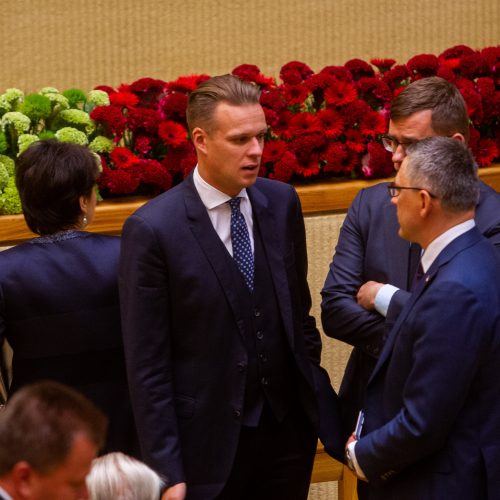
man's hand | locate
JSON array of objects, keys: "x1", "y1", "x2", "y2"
[
  {"x1": 345, "y1": 431, "x2": 357, "y2": 451},
  {"x1": 357, "y1": 281, "x2": 384, "y2": 311},
  {"x1": 162, "y1": 482, "x2": 187, "y2": 500}
]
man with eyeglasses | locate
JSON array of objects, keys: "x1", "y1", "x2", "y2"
[
  {"x1": 344, "y1": 137, "x2": 500, "y2": 499},
  {"x1": 321, "y1": 77, "x2": 500, "y2": 451}
]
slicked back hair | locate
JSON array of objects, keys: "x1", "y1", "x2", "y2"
[{"x1": 186, "y1": 74, "x2": 261, "y2": 134}]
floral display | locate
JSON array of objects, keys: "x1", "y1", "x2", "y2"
[
  {"x1": 0, "y1": 87, "x2": 109, "y2": 213},
  {"x1": 0, "y1": 44, "x2": 499, "y2": 213}
]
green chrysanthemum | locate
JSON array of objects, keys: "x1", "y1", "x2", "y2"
[
  {"x1": 63, "y1": 88, "x2": 87, "y2": 108},
  {"x1": 18, "y1": 134, "x2": 39, "y2": 154},
  {"x1": 0, "y1": 177, "x2": 22, "y2": 215},
  {"x1": 20, "y1": 93, "x2": 52, "y2": 122},
  {"x1": 38, "y1": 130, "x2": 56, "y2": 140},
  {"x1": 0, "y1": 132, "x2": 8, "y2": 153},
  {"x1": 1, "y1": 112, "x2": 31, "y2": 134},
  {"x1": 87, "y1": 90, "x2": 110, "y2": 107},
  {"x1": 57, "y1": 109, "x2": 95, "y2": 135},
  {"x1": 0, "y1": 163, "x2": 8, "y2": 191},
  {"x1": 3, "y1": 88, "x2": 24, "y2": 104},
  {"x1": 41, "y1": 91, "x2": 69, "y2": 111},
  {"x1": 89, "y1": 136, "x2": 114, "y2": 153},
  {"x1": 39, "y1": 87, "x2": 59, "y2": 95},
  {"x1": 0, "y1": 155, "x2": 15, "y2": 176},
  {"x1": 55, "y1": 127, "x2": 88, "y2": 145}
]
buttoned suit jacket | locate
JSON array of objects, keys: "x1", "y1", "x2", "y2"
[
  {"x1": 321, "y1": 180, "x2": 500, "y2": 439},
  {"x1": 119, "y1": 174, "x2": 341, "y2": 499},
  {"x1": 0, "y1": 232, "x2": 137, "y2": 455},
  {"x1": 354, "y1": 227, "x2": 500, "y2": 499}
]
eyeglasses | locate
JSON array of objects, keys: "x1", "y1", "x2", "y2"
[
  {"x1": 387, "y1": 182, "x2": 436, "y2": 198},
  {"x1": 381, "y1": 135, "x2": 417, "y2": 153}
]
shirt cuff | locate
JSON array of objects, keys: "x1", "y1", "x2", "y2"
[
  {"x1": 348, "y1": 441, "x2": 367, "y2": 481},
  {"x1": 374, "y1": 284, "x2": 400, "y2": 317}
]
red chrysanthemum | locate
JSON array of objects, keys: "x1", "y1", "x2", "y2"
[
  {"x1": 359, "y1": 110, "x2": 387, "y2": 138},
  {"x1": 262, "y1": 140, "x2": 288, "y2": 164},
  {"x1": 128, "y1": 78, "x2": 166, "y2": 94},
  {"x1": 344, "y1": 59, "x2": 375, "y2": 80},
  {"x1": 382, "y1": 64, "x2": 410, "y2": 90},
  {"x1": 260, "y1": 88, "x2": 287, "y2": 112},
  {"x1": 109, "y1": 91, "x2": 139, "y2": 108},
  {"x1": 458, "y1": 53, "x2": 491, "y2": 79},
  {"x1": 472, "y1": 138, "x2": 499, "y2": 167},
  {"x1": 130, "y1": 159, "x2": 173, "y2": 192},
  {"x1": 356, "y1": 77, "x2": 393, "y2": 107},
  {"x1": 269, "y1": 150, "x2": 299, "y2": 182},
  {"x1": 457, "y1": 80, "x2": 483, "y2": 121},
  {"x1": 317, "y1": 109, "x2": 344, "y2": 139},
  {"x1": 110, "y1": 147, "x2": 136, "y2": 168},
  {"x1": 370, "y1": 58, "x2": 396, "y2": 73},
  {"x1": 288, "y1": 112, "x2": 323, "y2": 136},
  {"x1": 166, "y1": 74, "x2": 211, "y2": 93},
  {"x1": 94, "y1": 85, "x2": 116, "y2": 95},
  {"x1": 100, "y1": 167, "x2": 141, "y2": 195},
  {"x1": 158, "y1": 121, "x2": 188, "y2": 146},
  {"x1": 282, "y1": 83, "x2": 311, "y2": 106},
  {"x1": 271, "y1": 109, "x2": 295, "y2": 138},
  {"x1": 436, "y1": 66, "x2": 457, "y2": 83},
  {"x1": 322, "y1": 142, "x2": 348, "y2": 173},
  {"x1": 438, "y1": 45, "x2": 475, "y2": 60},
  {"x1": 344, "y1": 129, "x2": 367, "y2": 153},
  {"x1": 324, "y1": 79, "x2": 358, "y2": 106},
  {"x1": 134, "y1": 135, "x2": 153, "y2": 156},
  {"x1": 362, "y1": 141, "x2": 394, "y2": 178},
  {"x1": 289, "y1": 132, "x2": 326, "y2": 164},
  {"x1": 158, "y1": 93, "x2": 188, "y2": 121},
  {"x1": 340, "y1": 100, "x2": 373, "y2": 126},
  {"x1": 161, "y1": 142, "x2": 196, "y2": 175},
  {"x1": 90, "y1": 105, "x2": 127, "y2": 139},
  {"x1": 232, "y1": 64, "x2": 275, "y2": 88},
  {"x1": 279, "y1": 61, "x2": 314, "y2": 85},
  {"x1": 407, "y1": 54, "x2": 440, "y2": 77},
  {"x1": 127, "y1": 108, "x2": 161, "y2": 134},
  {"x1": 318, "y1": 66, "x2": 353, "y2": 82}
]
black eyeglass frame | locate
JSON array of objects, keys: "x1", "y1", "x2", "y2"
[
  {"x1": 387, "y1": 182, "x2": 437, "y2": 198},
  {"x1": 381, "y1": 135, "x2": 418, "y2": 153}
]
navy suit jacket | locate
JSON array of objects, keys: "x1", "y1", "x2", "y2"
[
  {"x1": 355, "y1": 227, "x2": 500, "y2": 499},
  {"x1": 0, "y1": 232, "x2": 137, "y2": 455},
  {"x1": 119, "y1": 174, "x2": 341, "y2": 498},
  {"x1": 321, "y1": 180, "x2": 500, "y2": 438}
]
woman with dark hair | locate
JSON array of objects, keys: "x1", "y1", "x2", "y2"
[{"x1": 0, "y1": 139, "x2": 138, "y2": 456}]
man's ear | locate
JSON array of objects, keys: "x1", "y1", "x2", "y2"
[
  {"x1": 192, "y1": 127, "x2": 208, "y2": 155},
  {"x1": 11, "y1": 461, "x2": 36, "y2": 496},
  {"x1": 419, "y1": 189, "x2": 435, "y2": 218},
  {"x1": 451, "y1": 132, "x2": 466, "y2": 143}
]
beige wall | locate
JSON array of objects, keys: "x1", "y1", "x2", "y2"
[{"x1": 4, "y1": 0, "x2": 499, "y2": 91}]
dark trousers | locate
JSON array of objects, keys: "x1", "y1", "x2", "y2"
[{"x1": 216, "y1": 405, "x2": 317, "y2": 500}]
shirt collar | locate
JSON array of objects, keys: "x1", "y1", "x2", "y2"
[
  {"x1": 193, "y1": 165, "x2": 249, "y2": 210},
  {"x1": 421, "y1": 219, "x2": 475, "y2": 272},
  {"x1": 0, "y1": 485, "x2": 13, "y2": 500}
]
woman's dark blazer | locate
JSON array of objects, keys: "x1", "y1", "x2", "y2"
[{"x1": 0, "y1": 231, "x2": 137, "y2": 455}]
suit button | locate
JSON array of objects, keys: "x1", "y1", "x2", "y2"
[
  {"x1": 254, "y1": 308, "x2": 261, "y2": 317},
  {"x1": 233, "y1": 409, "x2": 241, "y2": 419},
  {"x1": 258, "y1": 353, "x2": 267, "y2": 362},
  {"x1": 237, "y1": 362, "x2": 245, "y2": 372},
  {"x1": 261, "y1": 377, "x2": 269, "y2": 386},
  {"x1": 256, "y1": 331, "x2": 263, "y2": 340}
]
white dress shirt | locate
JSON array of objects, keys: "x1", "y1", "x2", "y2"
[
  {"x1": 0, "y1": 485, "x2": 13, "y2": 500},
  {"x1": 193, "y1": 166, "x2": 254, "y2": 255},
  {"x1": 353, "y1": 218, "x2": 475, "y2": 479}
]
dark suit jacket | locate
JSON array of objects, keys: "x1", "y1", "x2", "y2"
[
  {"x1": 355, "y1": 227, "x2": 500, "y2": 499},
  {"x1": 119, "y1": 174, "x2": 341, "y2": 498},
  {"x1": 321, "y1": 180, "x2": 500, "y2": 438},
  {"x1": 0, "y1": 231, "x2": 137, "y2": 455}
]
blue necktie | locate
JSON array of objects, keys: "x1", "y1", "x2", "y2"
[{"x1": 228, "y1": 197, "x2": 254, "y2": 292}]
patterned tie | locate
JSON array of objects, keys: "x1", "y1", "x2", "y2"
[
  {"x1": 228, "y1": 197, "x2": 254, "y2": 292},
  {"x1": 411, "y1": 261, "x2": 425, "y2": 291}
]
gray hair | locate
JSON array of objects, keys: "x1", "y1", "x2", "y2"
[
  {"x1": 404, "y1": 137, "x2": 479, "y2": 213},
  {"x1": 87, "y1": 452, "x2": 164, "y2": 500}
]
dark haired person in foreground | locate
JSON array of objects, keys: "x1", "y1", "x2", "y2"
[
  {"x1": 0, "y1": 380, "x2": 107, "y2": 500},
  {"x1": 321, "y1": 76, "x2": 500, "y2": 444},
  {"x1": 0, "y1": 139, "x2": 137, "y2": 455},
  {"x1": 346, "y1": 137, "x2": 500, "y2": 499},
  {"x1": 120, "y1": 74, "x2": 340, "y2": 500}
]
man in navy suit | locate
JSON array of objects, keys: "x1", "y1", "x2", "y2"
[
  {"x1": 321, "y1": 77, "x2": 500, "y2": 442},
  {"x1": 344, "y1": 137, "x2": 500, "y2": 499},
  {"x1": 0, "y1": 380, "x2": 107, "y2": 500},
  {"x1": 119, "y1": 74, "x2": 339, "y2": 500}
]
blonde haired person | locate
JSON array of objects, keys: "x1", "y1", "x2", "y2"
[{"x1": 87, "y1": 452, "x2": 164, "y2": 500}]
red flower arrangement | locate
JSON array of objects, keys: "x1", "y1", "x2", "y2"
[{"x1": 90, "y1": 44, "x2": 500, "y2": 197}]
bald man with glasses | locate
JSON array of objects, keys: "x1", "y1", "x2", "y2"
[{"x1": 321, "y1": 76, "x2": 500, "y2": 448}]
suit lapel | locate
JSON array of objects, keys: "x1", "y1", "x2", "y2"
[
  {"x1": 369, "y1": 227, "x2": 482, "y2": 384},
  {"x1": 248, "y1": 185, "x2": 295, "y2": 349},
  {"x1": 183, "y1": 175, "x2": 246, "y2": 336}
]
